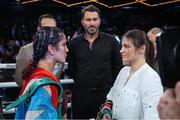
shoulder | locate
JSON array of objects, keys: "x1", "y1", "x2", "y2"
[
  {"x1": 69, "y1": 34, "x2": 83, "y2": 44},
  {"x1": 67, "y1": 34, "x2": 85, "y2": 51},
  {"x1": 22, "y1": 42, "x2": 33, "y2": 50},
  {"x1": 17, "y1": 43, "x2": 33, "y2": 60},
  {"x1": 140, "y1": 64, "x2": 163, "y2": 91},
  {"x1": 22, "y1": 78, "x2": 57, "y2": 95},
  {"x1": 100, "y1": 32, "x2": 115, "y2": 41},
  {"x1": 144, "y1": 64, "x2": 160, "y2": 81},
  {"x1": 18, "y1": 42, "x2": 33, "y2": 54},
  {"x1": 121, "y1": 66, "x2": 130, "y2": 73},
  {"x1": 116, "y1": 66, "x2": 129, "y2": 78},
  {"x1": 100, "y1": 32, "x2": 119, "y2": 47}
]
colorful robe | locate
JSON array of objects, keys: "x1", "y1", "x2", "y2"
[{"x1": 15, "y1": 67, "x2": 62, "y2": 119}]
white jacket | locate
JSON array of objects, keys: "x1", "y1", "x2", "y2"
[{"x1": 107, "y1": 63, "x2": 163, "y2": 119}]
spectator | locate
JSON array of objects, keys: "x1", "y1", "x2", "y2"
[{"x1": 67, "y1": 4, "x2": 122, "y2": 119}]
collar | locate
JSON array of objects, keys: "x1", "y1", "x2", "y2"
[{"x1": 83, "y1": 31, "x2": 103, "y2": 42}]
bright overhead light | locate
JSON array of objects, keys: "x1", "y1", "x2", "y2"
[
  {"x1": 19, "y1": 0, "x2": 180, "y2": 8},
  {"x1": 152, "y1": 0, "x2": 180, "y2": 7},
  {"x1": 67, "y1": 1, "x2": 92, "y2": 7},
  {"x1": 52, "y1": 0, "x2": 67, "y2": 5},
  {"x1": 21, "y1": 0, "x2": 40, "y2": 4}
]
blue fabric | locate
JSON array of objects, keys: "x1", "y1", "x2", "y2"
[{"x1": 15, "y1": 86, "x2": 57, "y2": 119}]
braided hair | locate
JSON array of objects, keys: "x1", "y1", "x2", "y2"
[{"x1": 22, "y1": 27, "x2": 64, "y2": 81}]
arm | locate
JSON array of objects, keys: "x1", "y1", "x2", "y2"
[
  {"x1": 15, "y1": 46, "x2": 28, "y2": 87},
  {"x1": 15, "y1": 44, "x2": 33, "y2": 87},
  {"x1": 158, "y1": 81, "x2": 180, "y2": 119},
  {"x1": 97, "y1": 100, "x2": 113, "y2": 120},
  {"x1": 98, "y1": 71, "x2": 123, "y2": 120},
  {"x1": 141, "y1": 75, "x2": 163, "y2": 119}
]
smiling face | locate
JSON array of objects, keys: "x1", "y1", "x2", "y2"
[
  {"x1": 81, "y1": 11, "x2": 101, "y2": 35},
  {"x1": 54, "y1": 33, "x2": 68, "y2": 64}
]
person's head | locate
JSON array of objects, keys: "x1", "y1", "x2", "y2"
[
  {"x1": 120, "y1": 29, "x2": 154, "y2": 66},
  {"x1": 147, "y1": 27, "x2": 163, "y2": 43},
  {"x1": 4, "y1": 44, "x2": 15, "y2": 57},
  {"x1": 147, "y1": 27, "x2": 163, "y2": 59},
  {"x1": 81, "y1": 4, "x2": 101, "y2": 35},
  {"x1": 23, "y1": 27, "x2": 68, "y2": 80},
  {"x1": 37, "y1": 14, "x2": 57, "y2": 30}
]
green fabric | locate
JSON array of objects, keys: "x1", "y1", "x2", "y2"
[
  {"x1": 96, "y1": 108, "x2": 112, "y2": 119},
  {"x1": 6, "y1": 77, "x2": 63, "y2": 119}
]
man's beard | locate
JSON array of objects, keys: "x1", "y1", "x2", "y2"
[{"x1": 86, "y1": 27, "x2": 98, "y2": 35}]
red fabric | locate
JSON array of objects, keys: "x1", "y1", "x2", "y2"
[
  {"x1": 104, "y1": 103, "x2": 112, "y2": 110},
  {"x1": 20, "y1": 67, "x2": 60, "y2": 109}
]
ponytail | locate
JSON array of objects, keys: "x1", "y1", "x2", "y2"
[{"x1": 146, "y1": 39, "x2": 155, "y2": 68}]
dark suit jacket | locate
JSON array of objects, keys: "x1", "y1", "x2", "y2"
[{"x1": 15, "y1": 42, "x2": 33, "y2": 87}]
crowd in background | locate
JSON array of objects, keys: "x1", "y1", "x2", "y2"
[{"x1": 0, "y1": 4, "x2": 180, "y2": 119}]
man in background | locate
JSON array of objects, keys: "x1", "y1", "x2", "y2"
[
  {"x1": 15, "y1": 14, "x2": 60, "y2": 87},
  {"x1": 67, "y1": 5, "x2": 122, "y2": 119}
]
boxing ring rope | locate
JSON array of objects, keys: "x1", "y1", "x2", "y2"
[
  {"x1": 0, "y1": 63, "x2": 73, "y2": 114},
  {"x1": 0, "y1": 63, "x2": 16, "y2": 69},
  {"x1": 0, "y1": 63, "x2": 68, "y2": 69},
  {"x1": 0, "y1": 79, "x2": 74, "y2": 88},
  {"x1": 0, "y1": 63, "x2": 73, "y2": 88}
]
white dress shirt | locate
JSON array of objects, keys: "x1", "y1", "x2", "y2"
[{"x1": 107, "y1": 63, "x2": 163, "y2": 119}]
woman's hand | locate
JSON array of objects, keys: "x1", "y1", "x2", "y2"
[{"x1": 102, "y1": 113, "x2": 112, "y2": 120}]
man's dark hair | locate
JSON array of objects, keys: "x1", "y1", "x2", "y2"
[
  {"x1": 38, "y1": 14, "x2": 55, "y2": 27},
  {"x1": 81, "y1": 4, "x2": 101, "y2": 19}
]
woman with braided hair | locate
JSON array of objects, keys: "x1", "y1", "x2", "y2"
[{"x1": 8, "y1": 27, "x2": 68, "y2": 119}]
